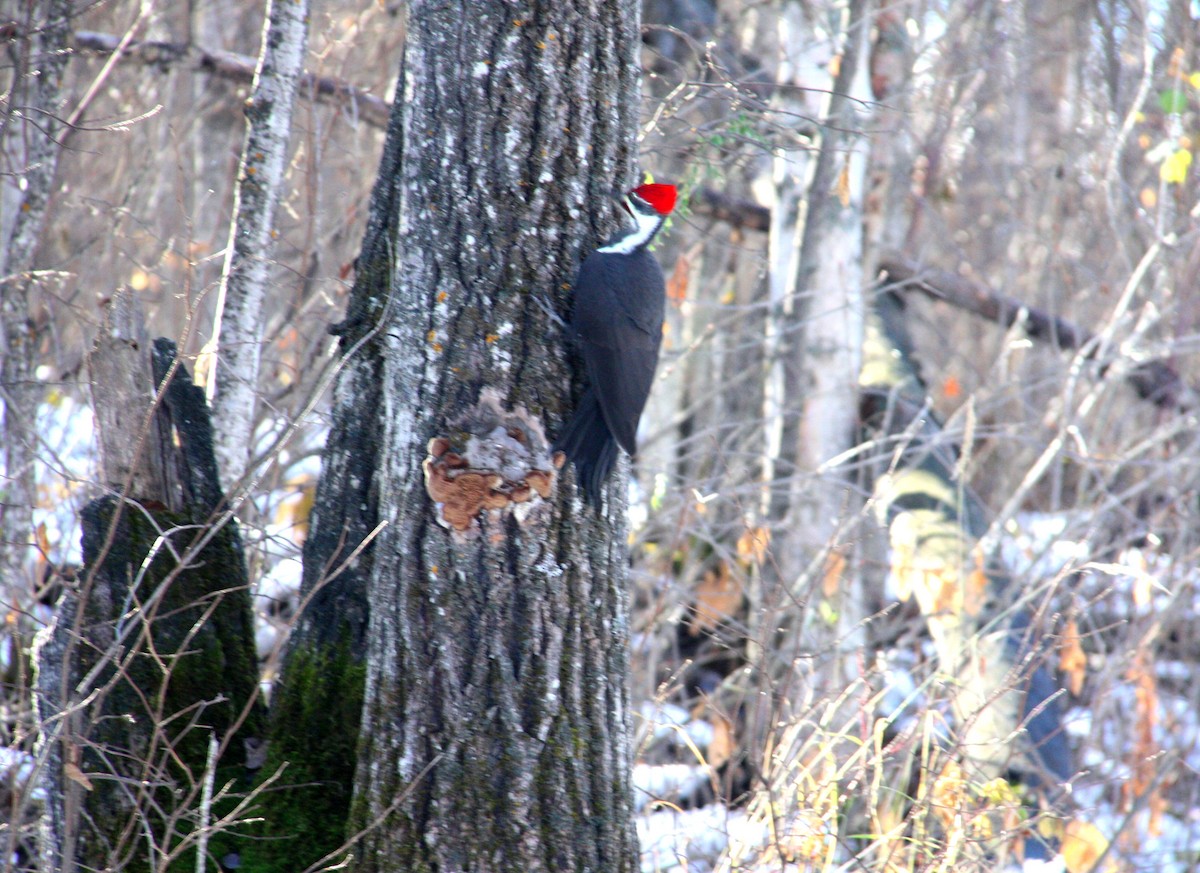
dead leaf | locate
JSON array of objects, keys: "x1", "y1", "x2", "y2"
[
  {"x1": 687, "y1": 563, "x2": 742, "y2": 636},
  {"x1": 836, "y1": 157, "x2": 851, "y2": 207},
  {"x1": 65, "y1": 761, "x2": 93, "y2": 792},
  {"x1": 1122, "y1": 649, "x2": 1161, "y2": 814},
  {"x1": 1062, "y1": 819, "x2": 1109, "y2": 873},
  {"x1": 706, "y1": 712, "x2": 735, "y2": 769},
  {"x1": 963, "y1": 549, "x2": 989, "y2": 617},
  {"x1": 1059, "y1": 618, "x2": 1087, "y2": 696},
  {"x1": 822, "y1": 549, "x2": 846, "y2": 598},
  {"x1": 666, "y1": 252, "x2": 690, "y2": 306},
  {"x1": 736, "y1": 526, "x2": 770, "y2": 567},
  {"x1": 930, "y1": 759, "x2": 965, "y2": 828}
]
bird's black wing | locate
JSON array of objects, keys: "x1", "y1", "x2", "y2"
[
  {"x1": 580, "y1": 339, "x2": 658, "y2": 455},
  {"x1": 571, "y1": 249, "x2": 665, "y2": 456}
]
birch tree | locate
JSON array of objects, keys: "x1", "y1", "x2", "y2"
[
  {"x1": 261, "y1": 1, "x2": 646, "y2": 869},
  {"x1": 0, "y1": 0, "x2": 71, "y2": 616},
  {"x1": 735, "y1": 0, "x2": 875, "y2": 854},
  {"x1": 208, "y1": 0, "x2": 310, "y2": 491}
]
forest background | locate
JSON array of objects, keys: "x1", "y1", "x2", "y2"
[{"x1": 3, "y1": 0, "x2": 1200, "y2": 871}]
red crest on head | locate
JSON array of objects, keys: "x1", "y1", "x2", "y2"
[{"x1": 631, "y1": 183, "x2": 677, "y2": 216}]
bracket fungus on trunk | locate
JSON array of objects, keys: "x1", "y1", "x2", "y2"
[{"x1": 422, "y1": 388, "x2": 563, "y2": 532}]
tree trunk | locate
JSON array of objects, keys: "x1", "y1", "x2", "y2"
[
  {"x1": 209, "y1": 0, "x2": 311, "y2": 491},
  {"x1": 263, "y1": 2, "x2": 645, "y2": 871},
  {"x1": 0, "y1": 0, "x2": 72, "y2": 649},
  {"x1": 35, "y1": 338, "x2": 265, "y2": 872},
  {"x1": 740, "y1": 0, "x2": 873, "y2": 860}
]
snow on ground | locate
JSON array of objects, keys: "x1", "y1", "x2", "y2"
[
  {"x1": 633, "y1": 510, "x2": 1200, "y2": 871},
  {"x1": 638, "y1": 805, "x2": 762, "y2": 873},
  {"x1": 29, "y1": 391, "x2": 95, "y2": 571},
  {"x1": 14, "y1": 399, "x2": 1200, "y2": 871}
]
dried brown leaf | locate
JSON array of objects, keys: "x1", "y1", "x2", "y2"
[
  {"x1": 1059, "y1": 618, "x2": 1087, "y2": 696},
  {"x1": 686, "y1": 563, "x2": 742, "y2": 636}
]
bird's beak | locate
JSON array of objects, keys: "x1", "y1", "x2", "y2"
[{"x1": 618, "y1": 195, "x2": 634, "y2": 216}]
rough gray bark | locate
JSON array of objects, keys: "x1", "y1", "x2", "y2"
[
  {"x1": 352, "y1": 3, "x2": 642, "y2": 869},
  {"x1": 209, "y1": 0, "x2": 311, "y2": 490},
  {"x1": 246, "y1": 70, "x2": 405, "y2": 873}
]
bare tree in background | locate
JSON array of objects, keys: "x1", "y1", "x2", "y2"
[
  {"x1": 207, "y1": 0, "x2": 310, "y2": 491},
  {"x1": 1, "y1": 1, "x2": 71, "y2": 633},
  {"x1": 9, "y1": 0, "x2": 1200, "y2": 869}
]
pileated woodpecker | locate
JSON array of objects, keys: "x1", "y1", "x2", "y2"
[{"x1": 555, "y1": 182, "x2": 678, "y2": 508}]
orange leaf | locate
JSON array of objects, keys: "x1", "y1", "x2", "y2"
[
  {"x1": 706, "y1": 711, "x2": 735, "y2": 768},
  {"x1": 1122, "y1": 650, "x2": 1160, "y2": 804},
  {"x1": 687, "y1": 563, "x2": 743, "y2": 636},
  {"x1": 666, "y1": 252, "x2": 690, "y2": 306},
  {"x1": 822, "y1": 549, "x2": 846, "y2": 598},
  {"x1": 963, "y1": 549, "x2": 989, "y2": 617},
  {"x1": 1059, "y1": 618, "x2": 1087, "y2": 696},
  {"x1": 1062, "y1": 820, "x2": 1108, "y2": 873},
  {"x1": 836, "y1": 158, "x2": 852, "y2": 207},
  {"x1": 736, "y1": 526, "x2": 770, "y2": 566}
]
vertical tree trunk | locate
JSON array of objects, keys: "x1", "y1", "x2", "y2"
[
  {"x1": 36, "y1": 338, "x2": 265, "y2": 872},
  {"x1": 261, "y1": 2, "x2": 645, "y2": 870},
  {"x1": 742, "y1": 0, "x2": 873, "y2": 857},
  {"x1": 765, "y1": 0, "x2": 871, "y2": 603},
  {"x1": 209, "y1": 0, "x2": 311, "y2": 490},
  {"x1": 353, "y1": 3, "x2": 642, "y2": 868},
  {"x1": 0, "y1": 0, "x2": 71, "y2": 624}
]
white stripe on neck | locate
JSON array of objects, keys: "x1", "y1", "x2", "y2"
[{"x1": 597, "y1": 198, "x2": 662, "y2": 254}]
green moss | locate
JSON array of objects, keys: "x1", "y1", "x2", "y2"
[
  {"x1": 77, "y1": 497, "x2": 267, "y2": 872},
  {"x1": 237, "y1": 635, "x2": 365, "y2": 873}
]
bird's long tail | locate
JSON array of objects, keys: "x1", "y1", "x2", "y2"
[{"x1": 553, "y1": 387, "x2": 619, "y2": 510}]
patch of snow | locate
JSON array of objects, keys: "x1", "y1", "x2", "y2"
[
  {"x1": 999, "y1": 512, "x2": 1088, "y2": 582},
  {"x1": 638, "y1": 805, "x2": 757, "y2": 873},
  {"x1": 633, "y1": 763, "x2": 712, "y2": 812},
  {"x1": 1013, "y1": 856, "x2": 1065, "y2": 873},
  {"x1": 637, "y1": 700, "x2": 715, "y2": 752},
  {"x1": 0, "y1": 747, "x2": 42, "y2": 802}
]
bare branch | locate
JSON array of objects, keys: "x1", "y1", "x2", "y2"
[
  {"x1": 879, "y1": 255, "x2": 1198, "y2": 412},
  {"x1": 72, "y1": 30, "x2": 391, "y2": 129}
]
